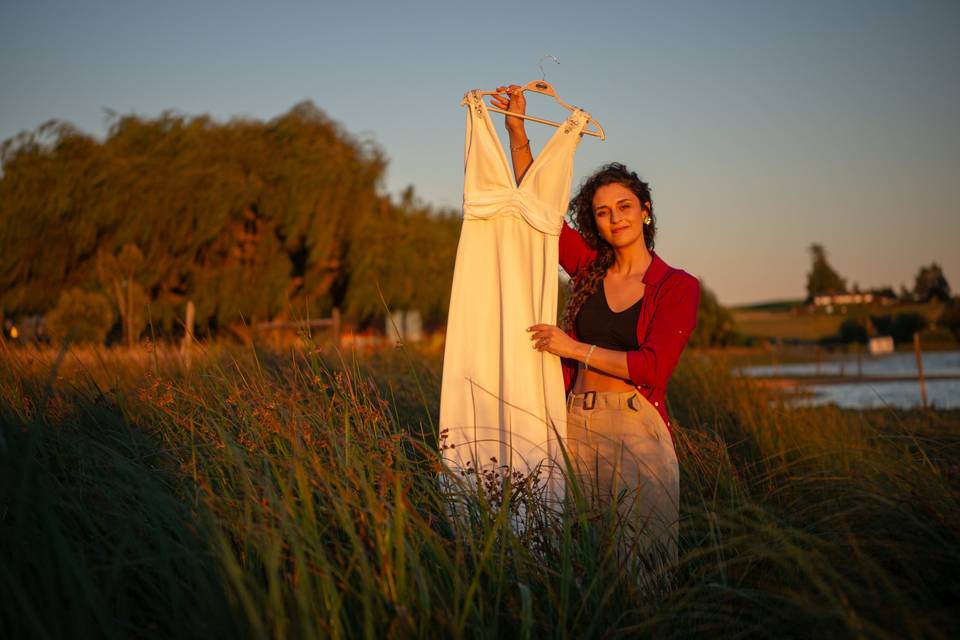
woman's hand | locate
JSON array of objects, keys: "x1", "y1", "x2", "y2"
[
  {"x1": 529, "y1": 327, "x2": 633, "y2": 381},
  {"x1": 490, "y1": 84, "x2": 527, "y2": 137},
  {"x1": 528, "y1": 324, "x2": 582, "y2": 359},
  {"x1": 491, "y1": 84, "x2": 532, "y2": 184}
]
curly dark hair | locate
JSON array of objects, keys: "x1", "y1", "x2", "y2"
[{"x1": 560, "y1": 163, "x2": 656, "y2": 332}]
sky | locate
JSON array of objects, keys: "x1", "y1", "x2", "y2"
[{"x1": 1, "y1": 0, "x2": 957, "y2": 305}]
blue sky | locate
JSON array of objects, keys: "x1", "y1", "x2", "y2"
[{"x1": 2, "y1": 0, "x2": 957, "y2": 304}]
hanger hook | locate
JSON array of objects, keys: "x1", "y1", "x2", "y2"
[{"x1": 538, "y1": 54, "x2": 560, "y2": 81}]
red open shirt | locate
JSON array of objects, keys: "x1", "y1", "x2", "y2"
[{"x1": 559, "y1": 223, "x2": 701, "y2": 434}]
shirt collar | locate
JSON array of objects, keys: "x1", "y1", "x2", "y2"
[{"x1": 642, "y1": 251, "x2": 671, "y2": 286}]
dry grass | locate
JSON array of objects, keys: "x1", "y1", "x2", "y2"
[{"x1": 2, "y1": 340, "x2": 958, "y2": 639}]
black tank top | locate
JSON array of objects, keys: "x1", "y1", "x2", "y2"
[{"x1": 575, "y1": 281, "x2": 642, "y2": 351}]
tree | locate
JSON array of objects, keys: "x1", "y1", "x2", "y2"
[
  {"x1": 0, "y1": 102, "x2": 462, "y2": 335},
  {"x1": 805, "y1": 244, "x2": 846, "y2": 301},
  {"x1": 342, "y1": 189, "x2": 460, "y2": 325},
  {"x1": 913, "y1": 263, "x2": 951, "y2": 302},
  {"x1": 869, "y1": 286, "x2": 895, "y2": 299},
  {"x1": 97, "y1": 243, "x2": 148, "y2": 347},
  {"x1": 891, "y1": 313, "x2": 927, "y2": 342},
  {"x1": 44, "y1": 289, "x2": 115, "y2": 346},
  {"x1": 871, "y1": 312, "x2": 928, "y2": 344},
  {"x1": 940, "y1": 299, "x2": 960, "y2": 340},
  {"x1": 689, "y1": 280, "x2": 736, "y2": 348},
  {"x1": 837, "y1": 318, "x2": 868, "y2": 344},
  {"x1": 898, "y1": 283, "x2": 913, "y2": 302}
]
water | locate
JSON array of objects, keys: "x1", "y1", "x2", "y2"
[
  {"x1": 797, "y1": 379, "x2": 960, "y2": 410},
  {"x1": 740, "y1": 350, "x2": 960, "y2": 410}
]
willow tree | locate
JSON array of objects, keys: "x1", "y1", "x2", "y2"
[
  {"x1": 342, "y1": 187, "x2": 461, "y2": 326},
  {"x1": 0, "y1": 101, "x2": 418, "y2": 337},
  {"x1": 0, "y1": 121, "x2": 109, "y2": 315}
]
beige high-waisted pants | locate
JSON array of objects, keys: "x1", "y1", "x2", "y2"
[{"x1": 566, "y1": 389, "x2": 680, "y2": 565}]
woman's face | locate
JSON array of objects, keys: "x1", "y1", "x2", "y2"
[{"x1": 592, "y1": 183, "x2": 649, "y2": 249}]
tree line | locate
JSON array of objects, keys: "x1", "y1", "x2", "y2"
[
  {"x1": 0, "y1": 102, "x2": 461, "y2": 342},
  {"x1": 806, "y1": 244, "x2": 959, "y2": 344},
  {"x1": 806, "y1": 244, "x2": 951, "y2": 303},
  {"x1": 2, "y1": 101, "x2": 743, "y2": 349}
]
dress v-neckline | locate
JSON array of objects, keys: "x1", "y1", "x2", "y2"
[
  {"x1": 477, "y1": 94, "x2": 583, "y2": 192},
  {"x1": 601, "y1": 280, "x2": 644, "y2": 314}
]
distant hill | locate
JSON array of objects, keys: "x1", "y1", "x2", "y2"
[
  {"x1": 732, "y1": 299, "x2": 805, "y2": 312},
  {"x1": 731, "y1": 299, "x2": 949, "y2": 344}
]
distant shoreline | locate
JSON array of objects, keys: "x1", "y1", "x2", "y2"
[{"x1": 748, "y1": 373, "x2": 960, "y2": 386}]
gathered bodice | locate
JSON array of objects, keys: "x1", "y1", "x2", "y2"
[{"x1": 460, "y1": 90, "x2": 590, "y2": 235}]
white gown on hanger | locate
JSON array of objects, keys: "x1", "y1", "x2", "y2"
[{"x1": 440, "y1": 90, "x2": 590, "y2": 508}]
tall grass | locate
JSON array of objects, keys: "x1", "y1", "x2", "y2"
[{"x1": 1, "y1": 341, "x2": 958, "y2": 638}]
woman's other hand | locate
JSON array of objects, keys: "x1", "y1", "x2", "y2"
[
  {"x1": 490, "y1": 84, "x2": 526, "y2": 136},
  {"x1": 528, "y1": 324, "x2": 580, "y2": 358}
]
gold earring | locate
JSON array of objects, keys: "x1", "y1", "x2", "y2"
[{"x1": 643, "y1": 215, "x2": 652, "y2": 225}]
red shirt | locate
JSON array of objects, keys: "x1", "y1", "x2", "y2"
[{"x1": 559, "y1": 223, "x2": 700, "y2": 433}]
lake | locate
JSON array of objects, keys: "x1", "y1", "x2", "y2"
[{"x1": 740, "y1": 350, "x2": 960, "y2": 410}]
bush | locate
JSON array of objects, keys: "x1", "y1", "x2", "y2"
[
  {"x1": 44, "y1": 288, "x2": 115, "y2": 345},
  {"x1": 890, "y1": 313, "x2": 928, "y2": 343},
  {"x1": 690, "y1": 280, "x2": 737, "y2": 347},
  {"x1": 870, "y1": 312, "x2": 929, "y2": 344},
  {"x1": 837, "y1": 318, "x2": 868, "y2": 344},
  {"x1": 940, "y1": 298, "x2": 960, "y2": 340}
]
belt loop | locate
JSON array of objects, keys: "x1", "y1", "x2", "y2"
[
  {"x1": 627, "y1": 394, "x2": 639, "y2": 412},
  {"x1": 583, "y1": 390, "x2": 596, "y2": 411}
]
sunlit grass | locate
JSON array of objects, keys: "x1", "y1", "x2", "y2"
[{"x1": 1, "y1": 340, "x2": 958, "y2": 638}]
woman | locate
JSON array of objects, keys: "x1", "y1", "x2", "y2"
[{"x1": 490, "y1": 86, "x2": 700, "y2": 562}]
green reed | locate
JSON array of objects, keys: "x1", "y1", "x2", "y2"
[{"x1": 1, "y1": 340, "x2": 958, "y2": 639}]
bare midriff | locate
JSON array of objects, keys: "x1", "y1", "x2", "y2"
[{"x1": 571, "y1": 364, "x2": 636, "y2": 394}]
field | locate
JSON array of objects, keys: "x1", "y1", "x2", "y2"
[
  {"x1": 2, "y1": 340, "x2": 959, "y2": 639},
  {"x1": 732, "y1": 309, "x2": 844, "y2": 342},
  {"x1": 732, "y1": 302, "x2": 949, "y2": 343}
]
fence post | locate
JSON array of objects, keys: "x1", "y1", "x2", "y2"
[
  {"x1": 182, "y1": 300, "x2": 195, "y2": 369},
  {"x1": 332, "y1": 307, "x2": 341, "y2": 348},
  {"x1": 913, "y1": 331, "x2": 927, "y2": 409}
]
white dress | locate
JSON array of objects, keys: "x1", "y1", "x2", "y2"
[{"x1": 440, "y1": 90, "x2": 590, "y2": 507}]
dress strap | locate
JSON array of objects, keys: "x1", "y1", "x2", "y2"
[
  {"x1": 461, "y1": 90, "x2": 484, "y2": 117},
  {"x1": 562, "y1": 108, "x2": 592, "y2": 137}
]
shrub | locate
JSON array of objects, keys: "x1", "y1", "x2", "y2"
[
  {"x1": 44, "y1": 288, "x2": 115, "y2": 345},
  {"x1": 940, "y1": 298, "x2": 960, "y2": 340},
  {"x1": 890, "y1": 312, "x2": 928, "y2": 343},
  {"x1": 837, "y1": 318, "x2": 868, "y2": 344},
  {"x1": 870, "y1": 312, "x2": 929, "y2": 344},
  {"x1": 690, "y1": 280, "x2": 737, "y2": 347}
]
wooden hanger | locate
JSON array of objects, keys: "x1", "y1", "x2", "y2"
[{"x1": 474, "y1": 80, "x2": 606, "y2": 140}]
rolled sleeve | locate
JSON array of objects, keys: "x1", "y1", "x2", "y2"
[
  {"x1": 559, "y1": 222, "x2": 596, "y2": 278},
  {"x1": 625, "y1": 273, "x2": 701, "y2": 389}
]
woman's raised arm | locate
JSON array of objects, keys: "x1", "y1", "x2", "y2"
[
  {"x1": 490, "y1": 85, "x2": 595, "y2": 276},
  {"x1": 490, "y1": 85, "x2": 533, "y2": 186}
]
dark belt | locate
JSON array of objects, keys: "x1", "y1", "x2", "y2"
[
  {"x1": 567, "y1": 390, "x2": 642, "y2": 412},
  {"x1": 583, "y1": 390, "x2": 596, "y2": 410}
]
